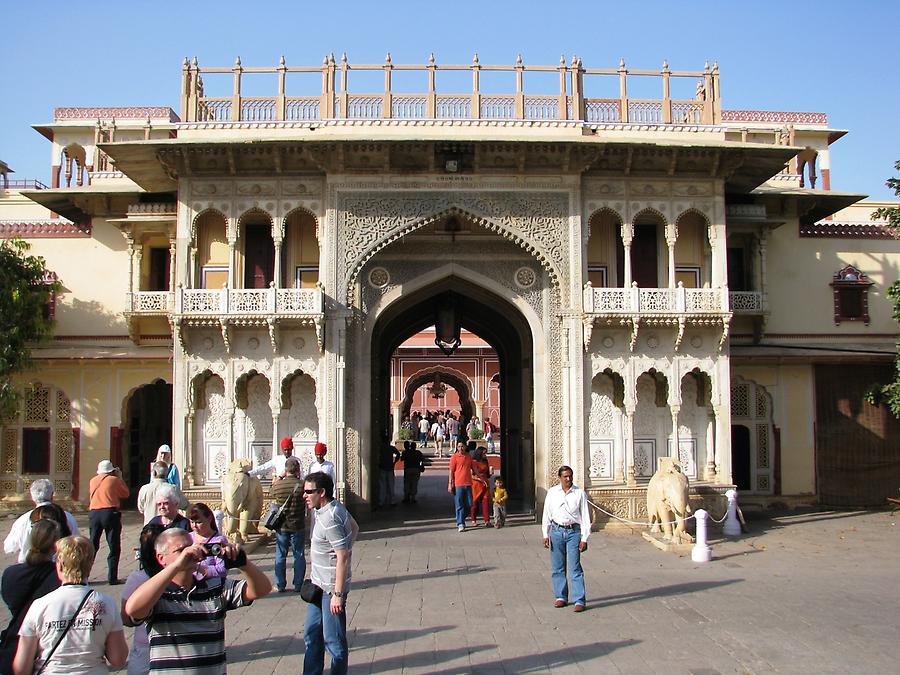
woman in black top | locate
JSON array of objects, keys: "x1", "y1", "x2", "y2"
[{"x1": 0, "y1": 519, "x2": 62, "y2": 672}]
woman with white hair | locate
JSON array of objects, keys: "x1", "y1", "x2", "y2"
[
  {"x1": 13, "y1": 535, "x2": 128, "y2": 674},
  {"x1": 147, "y1": 485, "x2": 191, "y2": 531}
]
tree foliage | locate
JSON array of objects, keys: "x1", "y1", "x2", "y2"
[
  {"x1": 0, "y1": 238, "x2": 58, "y2": 423},
  {"x1": 865, "y1": 161, "x2": 900, "y2": 417}
]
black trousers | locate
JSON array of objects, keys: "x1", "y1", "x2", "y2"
[{"x1": 88, "y1": 507, "x2": 122, "y2": 582}]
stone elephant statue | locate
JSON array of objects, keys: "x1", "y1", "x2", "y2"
[
  {"x1": 220, "y1": 459, "x2": 264, "y2": 544},
  {"x1": 647, "y1": 457, "x2": 694, "y2": 544}
]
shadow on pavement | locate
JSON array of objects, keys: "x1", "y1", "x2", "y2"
[{"x1": 592, "y1": 579, "x2": 743, "y2": 608}]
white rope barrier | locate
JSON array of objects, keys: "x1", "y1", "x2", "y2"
[{"x1": 586, "y1": 497, "x2": 730, "y2": 527}]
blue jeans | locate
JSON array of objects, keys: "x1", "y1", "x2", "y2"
[
  {"x1": 274, "y1": 530, "x2": 305, "y2": 592},
  {"x1": 454, "y1": 486, "x2": 472, "y2": 527},
  {"x1": 419, "y1": 431, "x2": 428, "y2": 447},
  {"x1": 304, "y1": 591, "x2": 348, "y2": 675},
  {"x1": 549, "y1": 523, "x2": 586, "y2": 606}
]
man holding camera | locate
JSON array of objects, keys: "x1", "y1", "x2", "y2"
[
  {"x1": 88, "y1": 459, "x2": 130, "y2": 584},
  {"x1": 125, "y1": 527, "x2": 272, "y2": 673}
]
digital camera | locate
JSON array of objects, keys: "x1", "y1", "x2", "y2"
[{"x1": 202, "y1": 542, "x2": 224, "y2": 557}]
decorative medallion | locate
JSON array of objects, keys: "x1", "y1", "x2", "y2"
[
  {"x1": 248, "y1": 337, "x2": 260, "y2": 350},
  {"x1": 368, "y1": 267, "x2": 390, "y2": 289},
  {"x1": 601, "y1": 336, "x2": 615, "y2": 349},
  {"x1": 646, "y1": 335, "x2": 660, "y2": 349},
  {"x1": 514, "y1": 266, "x2": 536, "y2": 289},
  {"x1": 216, "y1": 363, "x2": 226, "y2": 373},
  {"x1": 690, "y1": 335, "x2": 703, "y2": 348},
  {"x1": 293, "y1": 337, "x2": 306, "y2": 351},
  {"x1": 203, "y1": 337, "x2": 214, "y2": 351}
]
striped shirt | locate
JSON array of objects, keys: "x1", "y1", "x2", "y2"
[
  {"x1": 146, "y1": 576, "x2": 249, "y2": 674},
  {"x1": 309, "y1": 499, "x2": 353, "y2": 595}
]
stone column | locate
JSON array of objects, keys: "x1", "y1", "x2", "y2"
[
  {"x1": 168, "y1": 238, "x2": 177, "y2": 292},
  {"x1": 273, "y1": 240, "x2": 283, "y2": 289},
  {"x1": 185, "y1": 410, "x2": 195, "y2": 488},
  {"x1": 708, "y1": 222, "x2": 727, "y2": 288},
  {"x1": 134, "y1": 246, "x2": 143, "y2": 293},
  {"x1": 625, "y1": 406, "x2": 636, "y2": 486},
  {"x1": 621, "y1": 223, "x2": 633, "y2": 288},
  {"x1": 705, "y1": 408, "x2": 717, "y2": 481},
  {"x1": 670, "y1": 405, "x2": 680, "y2": 460},
  {"x1": 713, "y1": 404, "x2": 726, "y2": 483},
  {"x1": 614, "y1": 409, "x2": 624, "y2": 483},
  {"x1": 126, "y1": 237, "x2": 135, "y2": 295},
  {"x1": 228, "y1": 241, "x2": 237, "y2": 288},
  {"x1": 666, "y1": 223, "x2": 677, "y2": 288},
  {"x1": 392, "y1": 402, "x2": 401, "y2": 439}
]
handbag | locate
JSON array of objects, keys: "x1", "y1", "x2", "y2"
[
  {"x1": 262, "y1": 483, "x2": 299, "y2": 531},
  {"x1": 299, "y1": 578, "x2": 323, "y2": 604}
]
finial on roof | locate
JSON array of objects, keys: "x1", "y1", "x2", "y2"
[
  {"x1": 571, "y1": 55, "x2": 578, "y2": 67},
  {"x1": 704, "y1": 61, "x2": 710, "y2": 71},
  {"x1": 473, "y1": 53, "x2": 479, "y2": 65},
  {"x1": 560, "y1": 54, "x2": 566, "y2": 66},
  {"x1": 712, "y1": 61, "x2": 719, "y2": 73},
  {"x1": 323, "y1": 54, "x2": 328, "y2": 65},
  {"x1": 619, "y1": 57, "x2": 625, "y2": 69},
  {"x1": 192, "y1": 56, "x2": 198, "y2": 67},
  {"x1": 662, "y1": 60, "x2": 669, "y2": 71},
  {"x1": 341, "y1": 52, "x2": 347, "y2": 64},
  {"x1": 183, "y1": 57, "x2": 189, "y2": 67},
  {"x1": 279, "y1": 55, "x2": 286, "y2": 67},
  {"x1": 385, "y1": 52, "x2": 391, "y2": 64},
  {"x1": 235, "y1": 56, "x2": 241, "y2": 67},
  {"x1": 516, "y1": 53, "x2": 523, "y2": 66},
  {"x1": 577, "y1": 57, "x2": 583, "y2": 68},
  {"x1": 428, "y1": 52, "x2": 435, "y2": 65}
]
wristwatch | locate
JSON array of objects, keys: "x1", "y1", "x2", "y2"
[{"x1": 332, "y1": 590, "x2": 346, "y2": 600}]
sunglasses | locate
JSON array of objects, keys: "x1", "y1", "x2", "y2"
[{"x1": 303, "y1": 488, "x2": 321, "y2": 495}]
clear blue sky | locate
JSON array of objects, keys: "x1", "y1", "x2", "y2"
[{"x1": 2, "y1": 1, "x2": 897, "y2": 199}]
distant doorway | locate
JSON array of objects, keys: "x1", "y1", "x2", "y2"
[
  {"x1": 244, "y1": 224, "x2": 274, "y2": 288},
  {"x1": 122, "y1": 380, "x2": 173, "y2": 495},
  {"x1": 731, "y1": 424, "x2": 751, "y2": 491}
]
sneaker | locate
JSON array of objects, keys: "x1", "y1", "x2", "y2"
[
  {"x1": 574, "y1": 604, "x2": 586, "y2": 613},
  {"x1": 554, "y1": 599, "x2": 566, "y2": 608},
  {"x1": 457, "y1": 525, "x2": 465, "y2": 532}
]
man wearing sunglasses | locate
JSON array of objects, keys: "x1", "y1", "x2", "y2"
[{"x1": 303, "y1": 471, "x2": 358, "y2": 675}]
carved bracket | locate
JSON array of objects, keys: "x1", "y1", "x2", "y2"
[
  {"x1": 718, "y1": 315, "x2": 731, "y2": 352},
  {"x1": 267, "y1": 318, "x2": 279, "y2": 352},
  {"x1": 219, "y1": 319, "x2": 232, "y2": 354},
  {"x1": 582, "y1": 316, "x2": 594, "y2": 352},
  {"x1": 629, "y1": 316, "x2": 640, "y2": 352},
  {"x1": 674, "y1": 316, "x2": 686, "y2": 351},
  {"x1": 314, "y1": 317, "x2": 325, "y2": 352},
  {"x1": 171, "y1": 316, "x2": 186, "y2": 351}
]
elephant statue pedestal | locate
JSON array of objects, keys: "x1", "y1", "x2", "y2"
[
  {"x1": 220, "y1": 459, "x2": 264, "y2": 545},
  {"x1": 644, "y1": 457, "x2": 695, "y2": 553}
]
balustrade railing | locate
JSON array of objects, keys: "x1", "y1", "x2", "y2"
[
  {"x1": 128, "y1": 291, "x2": 173, "y2": 314},
  {"x1": 174, "y1": 286, "x2": 323, "y2": 316},
  {"x1": 728, "y1": 291, "x2": 764, "y2": 313},
  {"x1": 584, "y1": 285, "x2": 729, "y2": 314},
  {"x1": 181, "y1": 56, "x2": 722, "y2": 125}
]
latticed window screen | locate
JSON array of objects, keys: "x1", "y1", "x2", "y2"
[
  {"x1": 730, "y1": 378, "x2": 774, "y2": 494},
  {"x1": 1, "y1": 384, "x2": 74, "y2": 496}
]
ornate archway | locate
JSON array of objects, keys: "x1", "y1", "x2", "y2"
[{"x1": 399, "y1": 366, "x2": 475, "y2": 422}]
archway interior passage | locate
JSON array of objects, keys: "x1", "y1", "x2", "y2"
[
  {"x1": 393, "y1": 327, "x2": 500, "y2": 439},
  {"x1": 372, "y1": 277, "x2": 534, "y2": 511},
  {"x1": 122, "y1": 380, "x2": 173, "y2": 497}
]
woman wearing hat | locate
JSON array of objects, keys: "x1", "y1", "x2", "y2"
[
  {"x1": 154, "y1": 445, "x2": 181, "y2": 489},
  {"x1": 88, "y1": 460, "x2": 130, "y2": 585}
]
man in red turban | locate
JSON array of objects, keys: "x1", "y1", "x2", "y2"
[
  {"x1": 249, "y1": 437, "x2": 294, "y2": 480},
  {"x1": 307, "y1": 442, "x2": 335, "y2": 490}
]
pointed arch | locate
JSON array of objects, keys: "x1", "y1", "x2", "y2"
[
  {"x1": 632, "y1": 206, "x2": 668, "y2": 227},
  {"x1": 587, "y1": 208, "x2": 623, "y2": 289},
  {"x1": 283, "y1": 207, "x2": 320, "y2": 289},
  {"x1": 347, "y1": 205, "x2": 563, "y2": 303},
  {"x1": 730, "y1": 375, "x2": 776, "y2": 494},
  {"x1": 400, "y1": 366, "x2": 475, "y2": 421}
]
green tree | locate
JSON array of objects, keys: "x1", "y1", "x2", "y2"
[
  {"x1": 865, "y1": 160, "x2": 900, "y2": 416},
  {"x1": 0, "y1": 238, "x2": 59, "y2": 423}
]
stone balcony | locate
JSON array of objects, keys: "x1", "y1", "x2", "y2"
[
  {"x1": 582, "y1": 283, "x2": 731, "y2": 352},
  {"x1": 728, "y1": 291, "x2": 764, "y2": 315},
  {"x1": 126, "y1": 286, "x2": 324, "y2": 351}
]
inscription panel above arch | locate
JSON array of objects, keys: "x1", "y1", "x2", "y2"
[{"x1": 335, "y1": 191, "x2": 571, "y2": 304}]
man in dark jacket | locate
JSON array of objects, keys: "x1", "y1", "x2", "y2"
[
  {"x1": 401, "y1": 441, "x2": 426, "y2": 504},
  {"x1": 271, "y1": 457, "x2": 305, "y2": 592}
]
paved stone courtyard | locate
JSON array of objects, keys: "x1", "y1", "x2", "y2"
[{"x1": 3, "y1": 473, "x2": 899, "y2": 674}]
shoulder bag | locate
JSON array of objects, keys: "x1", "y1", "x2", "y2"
[
  {"x1": 262, "y1": 483, "x2": 299, "y2": 531},
  {"x1": 34, "y1": 589, "x2": 94, "y2": 675}
]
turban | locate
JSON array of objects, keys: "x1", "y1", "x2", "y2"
[
  {"x1": 314, "y1": 442, "x2": 327, "y2": 455},
  {"x1": 280, "y1": 437, "x2": 294, "y2": 450}
]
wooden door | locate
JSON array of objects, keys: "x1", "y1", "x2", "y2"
[
  {"x1": 631, "y1": 223, "x2": 658, "y2": 287},
  {"x1": 243, "y1": 224, "x2": 274, "y2": 288}
]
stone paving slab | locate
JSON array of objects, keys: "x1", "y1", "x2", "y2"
[{"x1": 2, "y1": 473, "x2": 900, "y2": 673}]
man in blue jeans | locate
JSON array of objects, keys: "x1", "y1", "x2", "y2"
[
  {"x1": 448, "y1": 441, "x2": 474, "y2": 532},
  {"x1": 270, "y1": 457, "x2": 305, "y2": 592},
  {"x1": 541, "y1": 465, "x2": 591, "y2": 612},
  {"x1": 303, "y1": 471, "x2": 358, "y2": 675}
]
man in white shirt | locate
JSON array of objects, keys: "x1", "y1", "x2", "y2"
[
  {"x1": 307, "y1": 442, "x2": 336, "y2": 488},
  {"x1": 541, "y1": 465, "x2": 591, "y2": 613},
  {"x1": 249, "y1": 437, "x2": 295, "y2": 480},
  {"x1": 417, "y1": 416, "x2": 430, "y2": 448},
  {"x1": 3, "y1": 478, "x2": 79, "y2": 562}
]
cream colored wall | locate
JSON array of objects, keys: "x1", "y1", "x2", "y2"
[
  {"x1": 731, "y1": 363, "x2": 816, "y2": 495},
  {"x1": 23, "y1": 218, "x2": 130, "y2": 335},
  {"x1": 764, "y1": 216, "x2": 900, "y2": 334},
  {"x1": 8, "y1": 360, "x2": 171, "y2": 502},
  {"x1": 0, "y1": 190, "x2": 54, "y2": 219},
  {"x1": 832, "y1": 200, "x2": 897, "y2": 222}
]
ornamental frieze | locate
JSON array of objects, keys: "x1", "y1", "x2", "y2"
[{"x1": 335, "y1": 191, "x2": 570, "y2": 304}]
